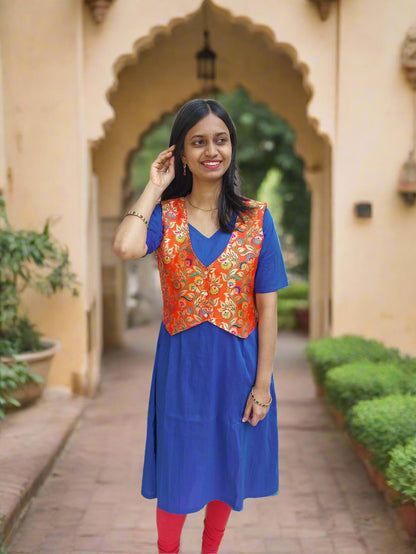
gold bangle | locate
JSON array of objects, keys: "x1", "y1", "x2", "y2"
[
  {"x1": 250, "y1": 387, "x2": 272, "y2": 407},
  {"x1": 125, "y1": 210, "x2": 148, "y2": 226}
]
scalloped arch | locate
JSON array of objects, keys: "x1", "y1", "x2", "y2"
[{"x1": 97, "y1": 0, "x2": 326, "y2": 146}]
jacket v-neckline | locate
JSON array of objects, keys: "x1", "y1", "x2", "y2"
[
  {"x1": 180, "y1": 197, "x2": 236, "y2": 269},
  {"x1": 182, "y1": 197, "x2": 220, "y2": 239}
]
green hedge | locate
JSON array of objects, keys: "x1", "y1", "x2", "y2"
[
  {"x1": 278, "y1": 283, "x2": 308, "y2": 331},
  {"x1": 397, "y1": 356, "x2": 416, "y2": 394},
  {"x1": 325, "y1": 362, "x2": 405, "y2": 414},
  {"x1": 278, "y1": 281, "x2": 308, "y2": 300},
  {"x1": 306, "y1": 335, "x2": 400, "y2": 386},
  {"x1": 386, "y1": 436, "x2": 416, "y2": 503},
  {"x1": 347, "y1": 395, "x2": 416, "y2": 471}
]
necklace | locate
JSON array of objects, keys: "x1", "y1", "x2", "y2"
[{"x1": 186, "y1": 197, "x2": 218, "y2": 212}]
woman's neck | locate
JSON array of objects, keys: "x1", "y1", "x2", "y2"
[{"x1": 188, "y1": 180, "x2": 221, "y2": 210}]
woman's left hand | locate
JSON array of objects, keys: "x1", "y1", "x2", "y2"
[{"x1": 242, "y1": 387, "x2": 271, "y2": 426}]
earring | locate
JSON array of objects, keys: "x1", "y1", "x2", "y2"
[{"x1": 183, "y1": 162, "x2": 187, "y2": 176}]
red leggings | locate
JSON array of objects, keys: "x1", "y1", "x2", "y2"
[{"x1": 156, "y1": 500, "x2": 232, "y2": 554}]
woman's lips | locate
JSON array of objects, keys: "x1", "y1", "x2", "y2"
[{"x1": 201, "y1": 160, "x2": 222, "y2": 170}]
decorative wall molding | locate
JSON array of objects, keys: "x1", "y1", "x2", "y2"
[
  {"x1": 93, "y1": 1, "x2": 328, "y2": 146},
  {"x1": 84, "y1": 0, "x2": 114, "y2": 24},
  {"x1": 310, "y1": 0, "x2": 337, "y2": 22},
  {"x1": 401, "y1": 26, "x2": 416, "y2": 89}
]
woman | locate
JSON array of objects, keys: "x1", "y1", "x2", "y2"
[{"x1": 113, "y1": 98, "x2": 289, "y2": 554}]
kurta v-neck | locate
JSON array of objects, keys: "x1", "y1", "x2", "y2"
[{"x1": 187, "y1": 221, "x2": 235, "y2": 268}]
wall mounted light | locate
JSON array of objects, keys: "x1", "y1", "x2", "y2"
[
  {"x1": 398, "y1": 152, "x2": 416, "y2": 205},
  {"x1": 354, "y1": 202, "x2": 372, "y2": 218},
  {"x1": 399, "y1": 27, "x2": 416, "y2": 205}
]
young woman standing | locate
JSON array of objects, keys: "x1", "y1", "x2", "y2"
[{"x1": 113, "y1": 98, "x2": 289, "y2": 553}]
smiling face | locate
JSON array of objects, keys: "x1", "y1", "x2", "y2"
[{"x1": 181, "y1": 113, "x2": 232, "y2": 187}]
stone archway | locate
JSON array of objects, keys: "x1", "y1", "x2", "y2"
[{"x1": 92, "y1": 1, "x2": 332, "y2": 346}]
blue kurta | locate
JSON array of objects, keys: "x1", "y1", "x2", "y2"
[{"x1": 141, "y1": 202, "x2": 289, "y2": 514}]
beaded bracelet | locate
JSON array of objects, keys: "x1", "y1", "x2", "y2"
[
  {"x1": 125, "y1": 210, "x2": 148, "y2": 227},
  {"x1": 250, "y1": 387, "x2": 272, "y2": 407}
]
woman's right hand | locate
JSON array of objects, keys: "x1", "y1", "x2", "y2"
[{"x1": 149, "y1": 145, "x2": 176, "y2": 192}]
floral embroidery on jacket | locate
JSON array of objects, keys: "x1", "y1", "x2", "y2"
[{"x1": 155, "y1": 197, "x2": 265, "y2": 338}]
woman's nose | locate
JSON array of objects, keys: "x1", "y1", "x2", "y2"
[{"x1": 204, "y1": 140, "x2": 218, "y2": 157}]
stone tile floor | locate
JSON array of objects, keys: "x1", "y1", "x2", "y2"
[{"x1": 7, "y1": 324, "x2": 416, "y2": 553}]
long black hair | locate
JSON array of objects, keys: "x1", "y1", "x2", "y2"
[{"x1": 161, "y1": 99, "x2": 253, "y2": 231}]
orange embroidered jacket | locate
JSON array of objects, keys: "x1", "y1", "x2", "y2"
[{"x1": 155, "y1": 197, "x2": 266, "y2": 338}]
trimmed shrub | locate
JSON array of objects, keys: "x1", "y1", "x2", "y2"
[
  {"x1": 398, "y1": 356, "x2": 416, "y2": 394},
  {"x1": 386, "y1": 436, "x2": 416, "y2": 503},
  {"x1": 325, "y1": 362, "x2": 404, "y2": 414},
  {"x1": 278, "y1": 281, "x2": 308, "y2": 300},
  {"x1": 347, "y1": 395, "x2": 416, "y2": 470},
  {"x1": 278, "y1": 299, "x2": 308, "y2": 331},
  {"x1": 306, "y1": 335, "x2": 400, "y2": 386}
]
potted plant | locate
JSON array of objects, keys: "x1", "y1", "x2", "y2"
[{"x1": 0, "y1": 197, "x2": 79, "y2": 417}]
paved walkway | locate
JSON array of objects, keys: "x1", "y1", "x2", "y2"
[{"x1": 7, "y1": 324, "x2": 416, "y2": 554}]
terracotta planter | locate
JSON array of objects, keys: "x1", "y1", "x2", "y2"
[
  {"x1": 329, "y1": 405, "x2": 345, "y2": 428},
  {"x1": 347, "y1": 435, "x2": 416, "y2": 536},
  {"x1": 294, "y1": 307, "x2": 309, "y2": 333},
  {"x1": 2, "y1": 339, "x2": 60, "y2": 408},
  {"x1": 347, "y1": 435, "x2": 382, "y2": 487},
  {"x1": 348, "y1": 435, "x2": 394, "y2": 495},
  {"x1": 348, "y1": 435, "x2": 369, "y2": 460},
  {"x1": 315, "y1": 384, "x2": 327, "y2": 397},
  {"x1": 396, "y1": 503, "x2": 416, "y2": 537}
]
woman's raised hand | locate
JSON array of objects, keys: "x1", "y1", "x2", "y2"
[{"x1": 149, "y1": 145, "x2": 176, "y2": 192}]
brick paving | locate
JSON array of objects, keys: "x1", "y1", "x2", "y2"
[{"x1": 6, "y1": 324, "x2": 416, "y2": 553}]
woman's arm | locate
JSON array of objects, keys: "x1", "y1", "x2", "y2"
[
  {"x1": 112, "y1": 145, "x2": 175, "y2": 260},
  {"x1": 242, "y1": 291, "x2": 278, "y2": 426}
]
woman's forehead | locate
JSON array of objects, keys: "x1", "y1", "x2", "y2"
[{"x1": 186, "y1": 113, "x2": 229, "y2": 138}]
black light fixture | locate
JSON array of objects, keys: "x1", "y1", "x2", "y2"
[
  {"x1": 354, "y1": 202, "x2": 373, "y2": 218},
  {"x1": 196, "y1": 30, "x2": 217, "y2": 88},
  {"x1": 398, "y1": 152, "x2": 416, "y2": 205}
]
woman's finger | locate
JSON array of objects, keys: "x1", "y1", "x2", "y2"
[
  {"x1": 156, "y1": 145, "x2": 175, "y2": 161},
  {"x1": 242, "y1": 397, "x2": 252, "y2": 423}
]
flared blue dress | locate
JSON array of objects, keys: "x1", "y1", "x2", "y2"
[{"x1": 141, "y1": 203, "x2": 289, "y2": 515}]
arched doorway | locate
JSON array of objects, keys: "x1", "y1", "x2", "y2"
[{"x1": 91, "y1": 1, "x2": 332, "y2": 347}]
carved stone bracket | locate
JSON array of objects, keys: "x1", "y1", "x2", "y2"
[
  {"x1": 84, "y1": 0, "x2": 114, "y2": 24},
  {"x1": 310, "y1": 0, "x2": 337, "y2": 22},
  {"x1": 401, "y1": 26, "x2": 416, "y2": 89}
]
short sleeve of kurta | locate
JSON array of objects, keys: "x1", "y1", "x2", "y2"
[
  {"x1": 254, "y1": 208, "x2": 289, "y2": 294},
  {"x1": 145, "y1": 203, "x2": 163, "y2": 255}
]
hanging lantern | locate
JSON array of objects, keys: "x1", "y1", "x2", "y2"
[
  {"x1": 398, "y1": 152, "x2": 416, "y2": 205},
  {"x1": 196, "y1": 30, "x2": 217, "y2": 83}
]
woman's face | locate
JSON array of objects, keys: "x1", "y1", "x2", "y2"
[{"x1": 181, "y1": 113, "x2": 232, "y2": 186}]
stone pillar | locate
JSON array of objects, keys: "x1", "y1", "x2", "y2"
[
  {"x1": 100, "y1": 217, "x2": 125, "y2": 347},
  {"x1": 306, "y1": 141, "x2": 332, "y2": 339}
]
